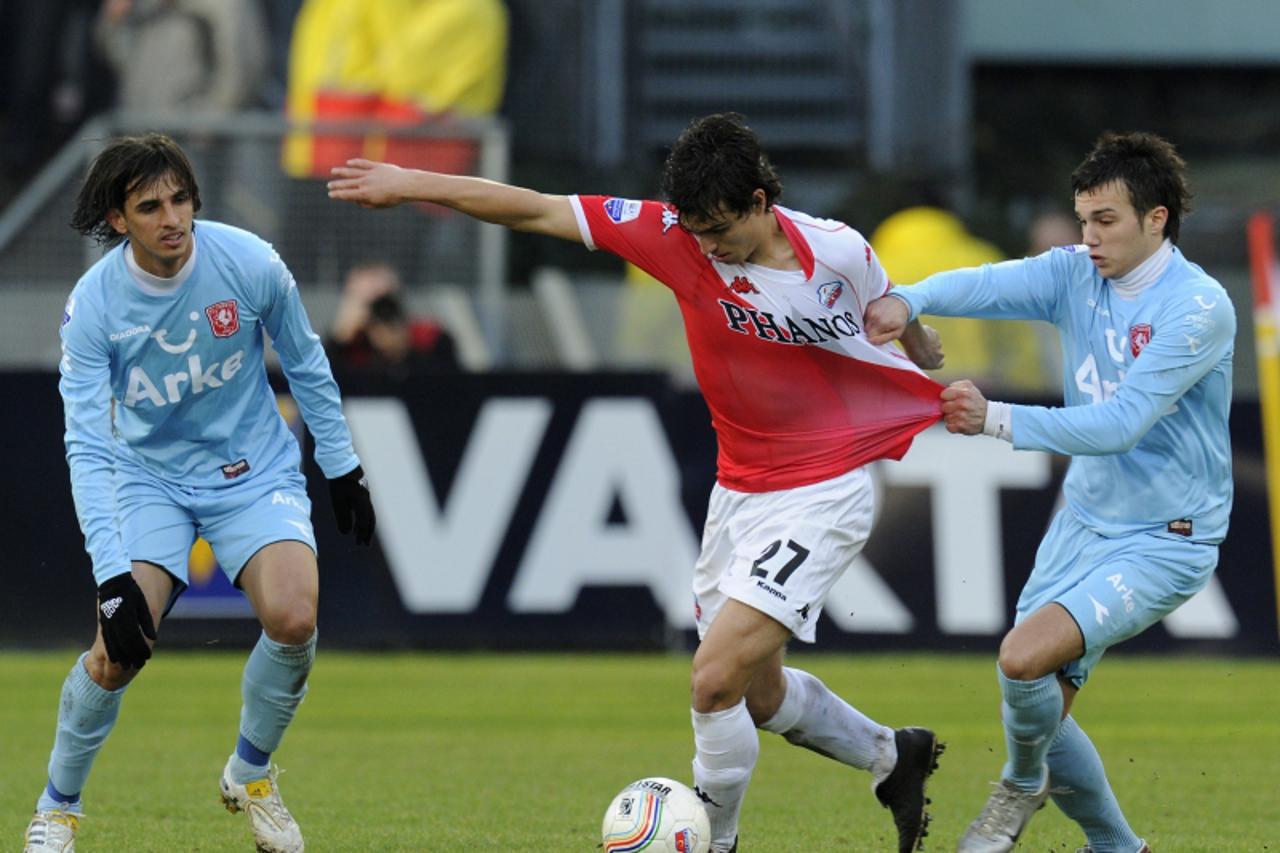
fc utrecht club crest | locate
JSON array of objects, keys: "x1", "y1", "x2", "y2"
[
  {"x1": 205, "y1": 300, "x2": 240, "y2": 337},
  {"x1": 1129, "y1": 323, "x2": 1152, "y2": 358},
  {"x1": 817, "y1": 280, "x2": 843, "y2": 308}
]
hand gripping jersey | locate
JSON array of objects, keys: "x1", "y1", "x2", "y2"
[
  {"x1": 893, "y1": 245, "x2": 1235, "y2": 543},
  {"x1": 570, "y1": 196, "x2": 943, "y2": 492},
  {"x1": 60, "y1": 221, "x2": 359, "y2": 583}
]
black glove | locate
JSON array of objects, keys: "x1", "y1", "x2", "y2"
[
  {"x1": 329, "y1": 464, "x2": 376, "y2": 545},
  {"x1": 97, "y1": 573, "x2": 157, "y2": 670}
]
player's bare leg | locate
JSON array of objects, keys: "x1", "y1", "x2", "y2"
[
  {"x1": 690, "y1": 600, "x2": 791, "y2": 852},
  {"x1": 219, "y1": 541, "x2": 318, "y2": 853},
  {"x1": 25, "y1": 563, "x2": 171, "y2": 853},
  {"x1": 959, "y1": 605, "x2": 1083, "y2": 852}
]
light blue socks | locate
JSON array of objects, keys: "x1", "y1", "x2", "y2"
[
  {"x1": 997, "y1": 665, "x2": 1062, "y2": 790},
  {"x1": 228, "y1": 630, "x2": 316, "y2": 784},
  {"x1": 37, "y1": 653, "x2": 127, "y2": 814},
  {"x1": 1048, "y1": 715, "x2": 1142, "y2": 852}
]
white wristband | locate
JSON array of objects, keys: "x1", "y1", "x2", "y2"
[{"x1": 982, "y1": 400, "x2": 1013, "y2": 443}]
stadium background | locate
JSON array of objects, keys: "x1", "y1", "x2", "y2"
[{"x1": 1, "y1": 0, "x2": 1278, "y2": 658}]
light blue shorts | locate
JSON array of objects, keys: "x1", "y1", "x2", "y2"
[
  {"x1": 116, "y1": 457, "x2": 316, "y2": 611},
  {"x1": 1017, "y1": 508, "x2": 1218, "y2": 688}
]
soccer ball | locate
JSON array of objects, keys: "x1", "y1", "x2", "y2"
[{"x1": 601, "y1": 777, "x2": 711, "y2": 853}]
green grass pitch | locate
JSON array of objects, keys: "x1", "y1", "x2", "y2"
[{"x1": 2, "y1": 650, "x2": 1276, "y2": 851}]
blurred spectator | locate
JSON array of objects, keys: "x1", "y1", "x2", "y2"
[
  {"x1": 280, "y1": 0, "x2": 508, "y2": 286},
  {"x1": 0, "y1": 0, "x2": 112, "y2": 207},
  {"x1": 1026, "y1": 208, "x2": 1082, "y2": 255},
  {"x1": 326, "y1": 261, "x2": 459, "y2": 376},
  {"x1": 871, "y1": 206, "x2": 1053, "y2": 394},
  {"x1": 94, "y1": 0, "x2": 269, "y2": 113},
  {"x1": 283, "y1": 0, "x2": 507, "y2": 178}
]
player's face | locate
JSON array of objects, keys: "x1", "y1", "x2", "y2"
[
  {"x1": 107, "y1": 171, "x2": 195, "y2": 277},
  {"x1": 681, "y1": 192, "x2": 769, "y2": 265},
  {"x1": 1074, "y1": 180, "x2": 1167, "y2": 280}
]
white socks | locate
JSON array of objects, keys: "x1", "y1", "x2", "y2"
[
  {"x1": 691, "y1": 700, "x2": 758, "y2": 851},
  {"x1": 759, "y1": 667, "x2": 897, "y2": 784},
  {"x1": 691, "y1": 668, "x2": 897, "y2": 850}
]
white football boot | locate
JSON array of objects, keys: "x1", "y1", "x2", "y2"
[
  {"x1": 956, "y1": 769, "x2": 1049, "y2": 853},
  {"x1": 219, "y1": 757, "x2": 304, "y2": 853},
  {"x1": 23, "y1": 809, "x2": 79, "y2": 852}
]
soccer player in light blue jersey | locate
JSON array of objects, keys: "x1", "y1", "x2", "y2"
[
  {"x1": 865, "y1": 132, "x2": 1234, "y2": 853},
  {"x1": 23, "y1": 134, "x2": 376, "y2": 853}
]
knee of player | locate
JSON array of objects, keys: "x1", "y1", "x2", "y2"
[
  {"x1": 996, "y1": 639, "x2": 1044, "y2": 681},
  {"x1": 260, "y1": 605, "x2": 317, "y2": 646},
  {"x1": 689, "y1": 660, "x2": 742, "y2": 713},
  {"x1": 85, "y1": 646, "x2": 142, "y2": 690}
]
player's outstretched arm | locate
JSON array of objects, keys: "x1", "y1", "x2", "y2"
[{"x1": 327, "y1": 159, "x2": 582, "y2": 243}]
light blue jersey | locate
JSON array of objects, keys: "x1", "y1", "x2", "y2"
[
  {"x1": 59, "y1": 220, "x2": 359, "y2": 585},
  {"x1": 892, "y1": 245, "x2": 1235, "y2": 544}
]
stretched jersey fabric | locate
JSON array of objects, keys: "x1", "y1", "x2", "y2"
[
  {"x1": 892, "y1": 245, "x2": 1235, "y2": 543},
  {"x1": 60, "y1": 221, "x2": 359, "y2": 584},
  {"x1": 570, "y1": 196, "x2": 943, "y2": 492}
]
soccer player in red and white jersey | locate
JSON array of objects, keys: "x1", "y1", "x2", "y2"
[{"x1": 329, "y1": 113, "x2": 946, "y2": 852}]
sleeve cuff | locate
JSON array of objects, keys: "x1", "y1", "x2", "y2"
[
  {"x1": 886, "y1": 289, "x2": 917, "y2": 322},
  {"x1": 982, "y1": 400, "x2": 1014, "y2": 443}
]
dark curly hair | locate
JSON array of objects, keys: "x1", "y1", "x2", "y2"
[
  {"x1": 70, "y1": 133, "x2": 202, "y2": 246},
  {"x1": 1071, "y1": 131, "x2": 1191, "y2": 243},
  {"x1": 659, "y1": 113, "x2": 782, "y2": 223}
]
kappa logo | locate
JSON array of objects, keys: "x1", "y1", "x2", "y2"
[
  {"x1": 729, "y1": 275, "x2": 758, "y2": 294},
  {"x1": 100, "y1": 596, "x2": 123, "y2": 619},
  {"x1": 661, "y1": 208, "x2": 679, "y2": 234},
  {"x1": 1129, "y1": 323, "x2": 1152, "y2": 358},
  {"x1": 817, "y1": 280, "x2": 844, "y2": 308},
  {"x1": 205, "y1": 300, "x2": 240, "y2": 337}
]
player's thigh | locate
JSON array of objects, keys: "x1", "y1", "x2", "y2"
[
  {"x1": 692, "y1": 598, "x2": 791, "y2": 712},
  {"x1": 699, "y1": 466, "x2": 875, "y2": 645},
  {"x1": 239, "y1": 540, "x2": 319, "y2": 644},
  {"x1": 198, "y1": 466, "x2": 316, "y2": 589},
  {"x1": 116, "y1": 463, "x2": 198, "y2": 613},
  {"x1": 1054, "y1": 534, "x2": 1217, "y2": 688}
]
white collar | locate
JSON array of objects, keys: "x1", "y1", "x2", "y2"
[
  {"x1": 1110, "y1": 238, "x2": 1173, "y2": 299},
  {"x1": 124, "y1": 236, "x2": 197, "y2": 295}
]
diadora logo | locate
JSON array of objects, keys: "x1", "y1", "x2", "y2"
[
  {"x1": 728, "y1": 275, "x2": 758, "y2": 294},
  {"x1": 205, "y1": 300, "x2": 240, "y2": 337},
  {"x1": 1129, "y1": 324, "x2": 1152, "y2": 358},
  {"x1": 661, "y1": 208, "x2": 679, "y2": 234},
  {"x1": 109, "y1": 324, "x2": 152, "y2": 342},
  {"x1": 123, "y1": 350, "x2": 246, "y2": 408},
  {"x1": 817, "y1": 280, "x2": 843, "y2": 308},
  {"x1": 717, "y1": 299, "x2": 862, "y2": 346}
]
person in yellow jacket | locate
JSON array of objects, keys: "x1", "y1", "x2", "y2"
[
  {"x1": 284, "y1": 0, "x2": 507, "y2": 178},
  {"x1": 871, "y1": 206, "x2": 1055, "y2": 394}
]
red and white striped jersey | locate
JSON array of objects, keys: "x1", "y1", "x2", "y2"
[{"x1": 570, "y1": 195, "x2": 943, "y2": 492}]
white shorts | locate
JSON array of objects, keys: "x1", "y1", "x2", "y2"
[{"x1": 693, "y1": 465, "x2": 875, "y2": 643}]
